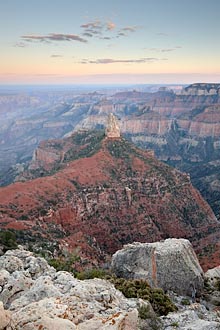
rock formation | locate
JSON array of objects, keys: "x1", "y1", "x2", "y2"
[
  {"x1": 205, "y1": 265, "x2": 220, "y2": 291},
  {"x1": 111, "y1": 239, "x2": 204, "y2": 296},
  {"x1": 105, "y1": 113, "x2": 120, "y2": 138},
  {"x1": 0, "y1": 248, "x2": 139, "y2": 330}
]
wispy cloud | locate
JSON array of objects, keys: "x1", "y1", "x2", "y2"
[
  {"x1": 19, "y1": 20, "x2": 139, "y2": 48},
  {"x1": 82, "y1": 32, "x2": 93, "y2": 37},
  {"x1": 156, "y1": 32, "x2": 169, "y2": 36},
  {"x1": 145, "y1": 46, "x2": 182, "y2": 52},
  {"x1": 107, "y1": 21, "x2": 116, "y2": 31},
  {"x1": 117, "y1": 32, "x2": 127, "y2": 37},
  {"x1": 81, "y1": 20, "x2": 138, "y2": 40},
  {"x1": 81, "y1": 20, "x2": 102, "y2": 30},
  {"x1": 51, "y1": 54, "x2": 63, "y2": 58},
  {"x1": 80, "y1": 20, "x2": 103, "y2": 37},
  {"x1": 100, "y1": 36, "x2": 111, "y2": 40},
  {"x1": 79, "y1": 57, "x2": 163, "y2": 64},
  {"x1": 116, "y1": 26, "x2": 139, "y2": 38},
  {"x1": 120, "y1": 26, "x2": 137, "y2": 33},
  {"x1": 14, "y1": 42, "x2": 27, "y2": 48},
  {"x1": 21, "y1": 33, "x2": 87, "y2": 43},
  {"x1": 161, "y1": 48, "x2": 177, "y2": 52}
]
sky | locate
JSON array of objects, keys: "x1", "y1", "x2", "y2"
[{"x1": 0, "y1": 0, "x2": 220, "y2": 85}]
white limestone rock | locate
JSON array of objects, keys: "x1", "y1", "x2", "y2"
[
  {"x1": 0, "y1": 255, "x2": 23, "y2": 273},
  {"x1": 0, "y1": 250, "x2": 139, "y2": 329},
  {"x1": 205, "y1": 265, "x2": 220, "y2": 287},
  {"x1": 0, "y1": 271, "x2": 33, "y2": 306},
  {"x1": 0, "y1": 301, "x2": 11, "y2": 329},
  {"x1": 161, "y1": 303, "x2": 220, "y2": 330}
]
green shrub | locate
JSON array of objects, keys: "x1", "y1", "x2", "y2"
[
  {"x1": 75, "y1": 268, "x2": 109, "y2": 280},
  {"x1": 48, "y1": 253, "x2": 80, "y2": 273},
  {"x1": 150, "y1": 288, "x2": 177, "y2": 316},
  {"x1": 215, "y1": 279, "x2": 220, "y2": 291},
  {"x1": 0, "y1": 230, "x2": 18, "y2": 252},
  {"x1": 138, "y1": 304, "x2": 151, "y2": 319},
  {"x1": 110, "y1": 277, "x2": 177, "y2": 316},
  {"x1": 181, "y1": 298, "x2": 190, "y2": 305},
  {"x1": 19, "y1": 214, "x2": 28, "y2": 220},
  {"x1": 171, "y1": 322, "x2": 179, "y2": 327}
]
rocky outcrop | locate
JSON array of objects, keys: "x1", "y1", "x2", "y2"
[
  {"x1": 31, "y1": 147, "x2": 61, "y2": 169},
  {"x1": 111, "y1": 239, "x2": 204, "y2": 296},
  {"x1": 105, "y1": 113, "x2": 120, "y2": 138},
  {"x1": 0, "y1": 248, "x2": 140, "y2": 330},
  {"x1": 1, "y1": 247, "x2": 220, "y2": 329},
  {"x1": 205, "y1": 265, "x2": 220, "y2": 290},
  {"x1": 162, "y1": 303, "x2": 220, "y2": 330}
]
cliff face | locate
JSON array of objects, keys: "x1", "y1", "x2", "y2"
[
  {"x1": 76, "y1": 95, "x2": 220, "y2": 138},
  {"x1": 177, "y1": 83, "x2": 220, "y2": 96},
  {"x1": 1, "y1": 130, "x2": 220, "y2": 270}
]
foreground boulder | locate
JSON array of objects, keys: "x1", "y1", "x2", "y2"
[{"x1": 111, "y1": 238, "x2": 204, "y2": 297}]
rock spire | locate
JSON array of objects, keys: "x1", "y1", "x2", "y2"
[{"x1": 105, "y1": 113, "x2": 120, "y2": 138}]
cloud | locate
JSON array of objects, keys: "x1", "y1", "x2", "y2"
[
  {"x1": 14, "y1": 42, "x2": 27, "y2": 48},
  {"x1": 83, "y1": 32, "x2": 93, "y2": 37},
  {"x1": 51, "y1": 54, "x2": 63, "y2": 58},
  {"x1": 117, "y1": 32, "x2": 126, "y2": 37},
  {"x1": 19, "y1": 20, "x2": 139, "y2": 49},
  {"x1": 100, "y1": 37, "x2": 111, "y2": 40},
  {"x1": 80, "y1": 20, "x2": 136, "y2": 40},
  {"x1": 81, "y1": 20, "x2": 102, "y2": 30},
  {"x1": 85, "y1": 29, "x2": 101, "y2": 35},
  {"x1": 120, "y1": 26, "x2": 137, "y2": 32},
  {"x1": 80, "y1": 20, "x2": 103, "y2": 37},
  {"x1": 21, "y1": 33, "x2": 87, "y2": 43},
  {"x1": 161, "y1": 46, "x2": 182, "y2": 52},
  {"x1": 107, "y1": 22, "x2": 116, "y2": 31},
  {"x1": 144, "y1": 46, "x2": 182, "y2": 53},
  {"x1": 161, "y1": 48, "x2": 178, "y2": 52},
  {"x1": 156, "y1": 32, "x2": 169, "y2": 36},
  {"x1": 79, "y1": 57, "x2": 161, "y2": 64},
  {"x1": 116, "y1": 26, "x2": 139, "y2": 38}
]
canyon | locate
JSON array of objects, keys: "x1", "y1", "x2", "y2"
[
  {"x1": 0, "y1": 83, "x2": 220, "y2": 271},
  {"x1": 0, "y1": 83, "x2": 220, "y2": 222}
]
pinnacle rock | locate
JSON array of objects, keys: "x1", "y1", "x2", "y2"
[{"x1": 105, "y1": 113, "x2": 120, "y2": 138}]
